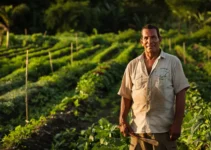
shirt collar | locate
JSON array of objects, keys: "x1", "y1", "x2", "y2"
[
  {"x1": 139, "y1": 49, "x2": 166, "y2": 60},
  {"x1": 159, "y1": 50, "x2": 166, "y2": 59}
]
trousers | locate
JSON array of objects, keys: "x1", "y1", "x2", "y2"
[{"x1": 129, "y1": 132, "x2": 177, "y2": 150}]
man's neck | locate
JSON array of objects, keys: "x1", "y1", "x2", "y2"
[{"x1": 144, "y1": 50, "x2": 161, "y2": 61}]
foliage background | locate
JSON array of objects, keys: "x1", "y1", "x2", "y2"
[
  {"x1": 0, "y1": 0, "x2": 211, "y2": 34},
  {"x1": 1, "y1": 0, "x2": 211, "y2": 149}
]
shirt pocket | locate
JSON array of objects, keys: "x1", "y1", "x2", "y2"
[
  {"x1": 155, "y1": 76, "x2": 166, "y2": 90},
  {"x1": 134, "y1": 75, "x2": 147, "y2": 90},
  {"x1": 154, "y1": 68, "x2": 170, "y2": 89}
]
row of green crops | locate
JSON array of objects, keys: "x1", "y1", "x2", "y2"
[
  {"x1": 50, "y1": 81, "x2": 211, "y2": 150},
  {"x1": 0, "y1": 34, "x2": 88, "y2": 78},
  {"x1": 178, "y1": 83, "x2": 211, "y2": 149},
  {"x1": 59, "y1": 27, "x2": 211, "y2": 150},
  {"x1": 0, "y1": 42, "x2": 139, "y2": 149},
  {"x1": 159, "y1": 28, "x2": 211, "y2": 149},
  {"x1": 0, "y1": 42, "x2": 121, "y2": 134},
  {"x1": 1, "y1": 27, "x2": 211, "y2": 149},
  {"x1": 0, "y1": 44, "x2": 102, "y2": 95},
  {"x1": 0, "y1": 61, "x2": 97, "y2": 135}
]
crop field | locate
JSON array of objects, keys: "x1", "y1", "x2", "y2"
[{"x1": 0, "y1": 27, "x2": 211, "y2": 150}]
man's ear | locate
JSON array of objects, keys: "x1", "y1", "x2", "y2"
[
  {"x1": 140, "y1": 38, "x2": 143, "y2": 46},
  {"x1": 159, "y1": 36, "x2": 162, "y2": 43}
]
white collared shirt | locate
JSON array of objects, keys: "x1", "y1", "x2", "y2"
[{"x1": 118, "y1": 51, "x2": 190, "y2": 133}]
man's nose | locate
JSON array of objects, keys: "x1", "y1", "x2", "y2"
[{"x1": 147, "y1": 37, "x2": 153, "y2": 43}]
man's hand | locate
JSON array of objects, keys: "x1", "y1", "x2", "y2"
[
  {"x1": 119, "y1": 122, "x2": 134, "y2": 137},
  {"x1": 169, "y1": 122, "x2": 182, "y2": 141},
  {"x1": 119, "y1": 97, "x2": 133, "y2": 137},
  {"x1": 169, "y1": 88, "x2": 187, "y2": 141}
]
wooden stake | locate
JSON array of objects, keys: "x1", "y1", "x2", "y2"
[
  {"x1": 25, "y1": 50, "x2": 29, "y2": 123},
  {"x1": 24, "y1": 28, "x2": 27, "y2": 35},
  {"x1": 6, "y1": 30, "x2": 9, "y2": 48},
  {"x1": 75, "y1": 33, "x2": 78, "y2": 51},
  {"x1": 168, "y1": 38, "x2": 171, "y2": 51},
  {"x1": 44, "y1": 31, "x2": 47, "y2": 37},
  {"x1": 71, "y1": 43, "x2": 73, "y2": 64},
  {"x1": 48, "y1": 50, "x2": 53, "y2": 72}
]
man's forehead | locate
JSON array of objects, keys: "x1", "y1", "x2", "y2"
[{"x1": 141, "y1": 29, "x2": 158, "y2": 37}]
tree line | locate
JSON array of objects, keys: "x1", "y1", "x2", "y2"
[{"x1": 0, "y1": 0, "x2": 211, "y2": 37}]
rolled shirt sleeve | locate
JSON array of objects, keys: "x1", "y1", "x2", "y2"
[
  {"x1": 172, "y1": 57, "x2": 190, "y2": 94},
  {"x1": 118, "y1": 64, "x2": 133, "y2": 100}
]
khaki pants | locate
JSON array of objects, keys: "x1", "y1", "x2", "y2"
[{"x1": 130, "y1": 132, "x2": 177, "y2": 150}]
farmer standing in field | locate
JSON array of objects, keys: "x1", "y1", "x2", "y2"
[{"x1": 118, "y1": 24, "x2": 189, "y2": 150}]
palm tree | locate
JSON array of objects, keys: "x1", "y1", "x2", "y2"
[
  {"x1": 192, "y1": 11, "x2": 211, "y2": 30},
  {"x1": 0, "y1": 29, "x2": 4, "y2": 46},
  {"x1": 0, "y1": 5, "x2": 12, "y2": 48},
  {"x1": 0, "y1": 4, "x2": 29, "y2": 48}
]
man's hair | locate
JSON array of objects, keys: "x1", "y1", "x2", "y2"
[{"x1": 141, "y1": 24, "x2": 161, "y2": 38}]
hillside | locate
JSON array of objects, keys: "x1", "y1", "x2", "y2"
[{"x1": 0, "y1": 28, "x2": 211, "y2": 150}]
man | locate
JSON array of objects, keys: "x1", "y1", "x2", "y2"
[{"x1": 118, "y1": 24, "x2": 189, "y2": 150}]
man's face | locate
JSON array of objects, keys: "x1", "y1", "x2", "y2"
[{"x1": 141, "y1": 29, "x2": 161, "y2": 53}]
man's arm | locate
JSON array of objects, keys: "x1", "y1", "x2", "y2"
[
  {"x1": 119, "y1": 97, "x2": 133, "y2": 137},
  {"x1": 169, "y1": 88, "x2": 187, "y2": 140}
]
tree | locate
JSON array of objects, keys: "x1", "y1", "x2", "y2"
[
  {"x1": 89, "y1": 0, "x2": 125, "y2": 33},
  {"x1": 165, "y1": 0, "x2": 210, "y2": 32},
  {"x1": 11, "y1": 3, "x2": 30, "y2": 34},
  {"x1": 44, "y1": 0, "x2": 91, "y2": 33},
  {"x1": 0, "y1": 5, "x2": 12, "y2": 48},
  {"x1": 122, "y1": 0, "x2": 170, "y2": 30},
  {"x1": 0, "y1": 4, "x2": 29, "y2": 47},
  {"x1": 192, "y1": 11, "x2": 211, "y2": 30}
]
